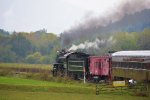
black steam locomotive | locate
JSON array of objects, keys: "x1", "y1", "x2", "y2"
[{"x1": 52, "y1": 50, "x2": 90, "y2": 79}]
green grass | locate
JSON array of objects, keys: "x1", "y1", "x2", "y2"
[
  {"x1": 0, "y1": 76, "x2": 150, "y2": 100},
  {"x1": 0, "y1": 90, "x2": 149, "y2": 100},
  {"x1": 0, "y1": 76, "x2": 88, "y2": 88},
  {"x1": 0, "y1": 76, "x2": 94, "y2": 94},
  {"x1": 0, "y1": 63, "x2": 52, "y2": 70}
]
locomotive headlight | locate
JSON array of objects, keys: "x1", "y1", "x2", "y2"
[{"x1": 53, "y1": 67, "x2": 56, "y2": 69}]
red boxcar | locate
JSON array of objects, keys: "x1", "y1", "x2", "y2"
[{"x1": 89, "y1": 56, "x2": 111, "y2": 81}]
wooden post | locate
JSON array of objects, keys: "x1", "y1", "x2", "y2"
[
  {"x1": 83, "y1": 66, "x2": 86, "y2": 84},
  {"x1": 96, "y1": 82, "x2": 99, "y2": 95}
]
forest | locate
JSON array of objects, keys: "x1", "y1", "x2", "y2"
[
  {"x1": 0, "y1": 29, "x2": 60, "y2": 64},
  {"x1": 0, "y1": 28, "x2": 150, "y2": 64}
]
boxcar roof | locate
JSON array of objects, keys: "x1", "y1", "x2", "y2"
[{"x1": 112, "y1": 50, "x2": 150, "y2": 57}]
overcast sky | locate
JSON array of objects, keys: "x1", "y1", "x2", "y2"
[{"x1": 0, "y1": 0, "x2": 124, "y2": 34}]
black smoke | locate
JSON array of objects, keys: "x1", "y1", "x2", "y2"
[{"x1": 60, "y1": 0, "x2": 150, "y2": 48}]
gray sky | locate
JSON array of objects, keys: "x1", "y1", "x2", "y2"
[{"x1": 0, "y1": 0, "x2": 125, "y2": 34}]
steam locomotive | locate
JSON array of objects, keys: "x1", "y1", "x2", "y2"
[{"x1": 52, "y1": 50, "x2": 150, "y2": 82}]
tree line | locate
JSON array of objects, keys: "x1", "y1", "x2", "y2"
[
  {"x1": 0, "y1": 28, "x2": 150, "y2": 64},
  {"x1": 0, "y1": 29, "x2": 60, "y2": 64}
]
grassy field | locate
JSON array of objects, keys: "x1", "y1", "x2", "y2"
[
  {"x1": 0, "y1": 63, "x2": 52, "y2": 70},
  {"x1": 0, "y1": 63, "x2": 150, "y2": 100},
  {"x1": 0, "y1": 76, "x2": 150, "y2": 100},
  {"x1": 0, "y1": 63, "x2": 52, "y2": 80},
  {"x1": 0, "y1": 76, "x2": 94, "y2": 94},
  {"x1": 0, "y1": 76, "x2": 92, "y2": 89},
  {"x1": 0, "y1": 90, "x2": 149, "y2": 100}
]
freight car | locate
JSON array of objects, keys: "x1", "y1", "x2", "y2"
[{"x1": 88, "y1": 56, "x2": 111, "y2": 81}]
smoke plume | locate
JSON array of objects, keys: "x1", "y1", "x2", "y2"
[
  {"x1": 61, "y1": 0, "x2": 150, "y2": 51},
  {"x1": 63, "y1": 0, "x2": 150, "y2": 34},
  {"x1": 69, "y1": 0, "x2": 150, "y2": 31}
]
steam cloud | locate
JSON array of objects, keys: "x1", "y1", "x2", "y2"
[{"x1": 68, "y1": 37, "x2": 114, "y2": 51}]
